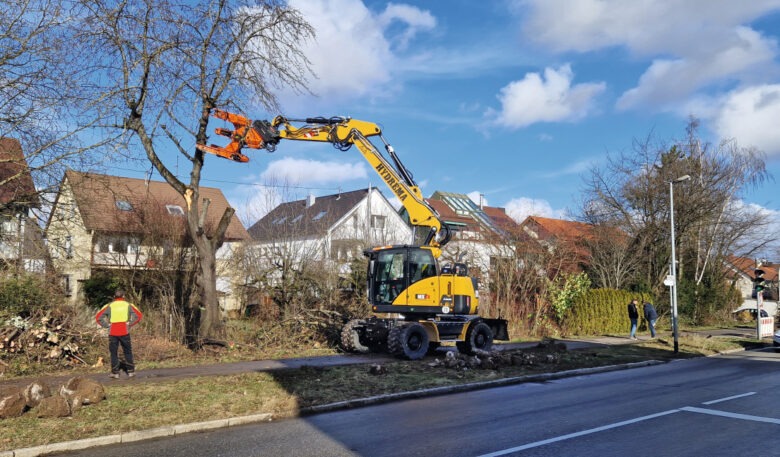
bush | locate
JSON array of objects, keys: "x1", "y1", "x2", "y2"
[
  {"x1": 563, "y1": 288, "x2": 654, "y2": 336},
  {"x1": 0, "y1": 274, "x2": 53, "y2": 318},
  {"x1": 82, "y1": 272, "x2": 123, "y2": 309}
]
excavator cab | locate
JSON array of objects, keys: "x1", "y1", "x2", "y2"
[{"x1": 365, "y1": 246, "x2": 478, "y2": 317}]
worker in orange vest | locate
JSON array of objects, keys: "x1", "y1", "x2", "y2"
[{"x1": 95, "y1": 289, "x2": 143, "y2": 379}]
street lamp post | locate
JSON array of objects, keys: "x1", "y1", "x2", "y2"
[{"x1": 669, "y1": 174, "x2": 690, "y2": 354}]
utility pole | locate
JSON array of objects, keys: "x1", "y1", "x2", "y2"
[{"x1": 669, "y1": 175, "x2": 690, "y2": 354}]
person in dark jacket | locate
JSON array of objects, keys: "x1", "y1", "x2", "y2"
[
  {"x1": 95, "y1": 289, "x2": 143, "y2": 378},
  {"x1": 643, "y1": 301, "x2": 658, "y2": 338},
  {"x1": 627, "y1": 299, "x2": 639, "y2": 340}
]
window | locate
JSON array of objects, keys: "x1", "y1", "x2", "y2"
[
  {"x1": 0, "y1": 215, "x2": 15, "y2": 236},
  {"x1": 272, "y1": 216, "x2": 288, "y2": 225},
  {"x1": 65, "y1": 236, "x2": 73, "y2": 259},
  {"x1": 62, "y1": 275, "x2": 71, "y2": 296},
  {"x1": 312, "y1": 210, "x2": 327, "y2": 221},
  {"x1": 128, "y1": 238, "x2": 140, "y2": 254},
  {"x1": 166, "y1": 204, "x2": 184, "y2": 216},
  {"x1": 291, "y1": 214, "x2": 303, "y2": 223},
  {"x1": 115, "y1": 200, "x2": 133, "y2": 211},
  {"x1": 370, "y1": 215, "x2": 386, "y2": 229},
  {"x1": 409, "y1": 249, "x2": 436, "y2": 283}
]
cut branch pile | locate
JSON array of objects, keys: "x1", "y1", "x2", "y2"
[{"x1": 0, "y1": 310, "x2": 99, "y2": 368}]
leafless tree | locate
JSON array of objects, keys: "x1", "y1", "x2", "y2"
[
  {"x1": 1, "y1": 1, "x2": 105, "y2": 240},
  {"x1": 582, "y1": 224, "x2": 639, "y2": 289},
  {"x1": 66, "y1": 0, "x2": 314, "y2": 345},
  {"x1": 580, "y1": 119, "x2": 770, "y2": 320}
]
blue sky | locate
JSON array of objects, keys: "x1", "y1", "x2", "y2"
[{"x1": 123, "y1": 1, "x2": 780, "y2": 229}]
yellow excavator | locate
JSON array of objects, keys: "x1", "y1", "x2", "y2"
[{"x1": 198, "y1": 110, "x2": 508, "y2": 359}]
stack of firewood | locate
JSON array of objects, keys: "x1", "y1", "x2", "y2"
[{"x1": 0, "y1": 311, "x2": 96, "y2": 367}]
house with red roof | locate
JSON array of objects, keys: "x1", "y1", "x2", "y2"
[
  {"x1": 45, "y1": 170, "x2": 250, "y2": 312},
  {"x1": 0, "y1": 138, "x2": 48, "y2": 273},
  {"x1": 724, "y1": 255, "x2": 778, "y2": 317}
]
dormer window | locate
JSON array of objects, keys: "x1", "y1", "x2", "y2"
[
  {"x1": 166, "y1": 204, "x2": 185, "y2": 216},
  {"x1": 115, "y1": 200, "x2": 133, "y2": 211},
  {"x1": 291, "y1": 214, "x2": 303, "y2": 223},
  {"x1": 312, "y1": 210, "x2": 327, "y2": 221}
]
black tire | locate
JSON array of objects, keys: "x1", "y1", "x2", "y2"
[
  {"x1": 341, "y1": 319, "x2": 370, "y2": 354},
  {"x1": 456, "y1": 321, "x2": 493, "y2": 355},
  {"x1": 387, "y1": 323, "x2": 429, "y2": 360}
]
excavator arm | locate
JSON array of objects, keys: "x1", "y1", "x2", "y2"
[{"x1": 197, "y1": 111, "x2": 452, "y2": 253}]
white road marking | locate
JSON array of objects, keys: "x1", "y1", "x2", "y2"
[
  {"x1": 681, "y1": 406, "x2": 780, "y2": 424},
  {"x1": 702, "y1": 392, "x2": 756, "y2": 405},
  {"x1": 475, "y1": 410, "x2": 680, "y2": 457},
  {"x1": 478, "y1": 398, "x2": 780, "y2": 456}
]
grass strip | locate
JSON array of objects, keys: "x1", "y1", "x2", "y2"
[{"x1": 0, "y1": 336, "x2": 754, "y2": 451}]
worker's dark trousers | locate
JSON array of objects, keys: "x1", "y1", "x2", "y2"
[{"x1": 108, "y1": 334, "x2": 135, "y2": 373}]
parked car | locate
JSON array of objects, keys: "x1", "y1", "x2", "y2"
[{"x1": 774, "y1": 329, "x2": 780, "y2": 348}]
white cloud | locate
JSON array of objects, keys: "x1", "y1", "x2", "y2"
[
  {"x1": 617, "y1": 27, "x2": 777, "y2": 111},
  {"x1": 520, "y1": 0, "x2": 779, "y2": 56},
  {"x1": 519, "y1": 1, "x2": 780, "y2": 112},
  {"x1": 505, "y1": 197, "x2": 565, "y2": 223},
  {"x1": 281, "y1": 0, "x2": 436, "y2": 108},
  {"x1": 233, "y1": 185, "x2": 284, "y2": 224},
  {"x1": 541, "y1": 157, "x2": 597, "y2": 178},
  {"x1": 486, "y1": 65, "x2": 605, "y2": 128},
  {"x1": 712, "y1": 84, "x2": 780, "y2": 157},
  {"x1": 467, "y1": 191, "x2": 488, "y2": 207},
  {"x1": 260, "y1": 157, "x2": 368, "y2": 184},
  {"x1": 377, "y1": 3, "x2": 436, "y2": 51}
]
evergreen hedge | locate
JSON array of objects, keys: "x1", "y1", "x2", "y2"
[{"x1": 563, "y1": 288, "x2": 653, "y2": 336}]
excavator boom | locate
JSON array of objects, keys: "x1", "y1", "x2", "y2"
[{"x1": 197, "y1": 111, "x2": 451, "y2": 252}]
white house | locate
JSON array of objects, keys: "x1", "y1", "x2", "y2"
[{"x1": 247, "y1": 187, "x2": 412, "y2": 277}]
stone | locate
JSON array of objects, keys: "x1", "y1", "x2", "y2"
[
  {"x1": 35, "y1": 395, "x2": 71, "y2": 418},
  {"x1": 368, "y1": 364, "x2": 387, "y2": 375},
  {"x1": 23, "y1": 379, "x2": 51, "y2": 408},
  {"x1": 60, "y1": 377, "x2": 106, "y2": 406},
  {"x1": 0, "y1": 390, "x2": 26, "y2": 419}
]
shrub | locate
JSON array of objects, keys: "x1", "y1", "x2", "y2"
[
  {"x1": 563, "y1": 288, "x2": 654, "y2": 336},
  {"x1": 0, "y1": 274, "x2": 53, "y2": 318},
  {"x1": 82, "y1": 272, "x2": 123, "y2": 309}
]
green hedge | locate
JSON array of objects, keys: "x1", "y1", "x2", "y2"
[{"x1": 563, "y1": 288, "x2": 652, "y2": 336}]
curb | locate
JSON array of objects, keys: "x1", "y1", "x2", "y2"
[
  {"x1": 7, "y1": 413, "x2": 272, "y2": 457},
  {"x1": 5, "y1": 361, "x2": 663, "y2": 456},
  {"x1": 301, "y1": 360, "x2": 664, "y2": 415}
]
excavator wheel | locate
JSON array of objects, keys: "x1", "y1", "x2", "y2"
[
  {"x1": 456, "y1": 321, "x2": 493, "y2": 355},
  {"x1": 341, "y1": 319, "x2": 370, "y2": 354},
  {"x1": 388, "y1": 323, "x2": 429, "y2": 360}
]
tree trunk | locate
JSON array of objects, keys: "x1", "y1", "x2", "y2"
[{"x1": 195, "y1": 239, "x2": 223, "y2": 339}]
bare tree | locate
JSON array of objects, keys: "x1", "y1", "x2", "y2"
[
  {"x1": 580, "y1": 119, "x2": 770, "y2": 320},
  {"x1": 582, "y1": 224, "x2": 639, "y2": 289},
  {"x1": 1, "y1": 1, "x2": 105, "y2": 241},
  {"x1": 66, "y1": 0, "x2": 314, "y2": 345}
]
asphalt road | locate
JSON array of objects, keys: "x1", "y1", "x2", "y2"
[{"x1": 52, "y1": 346, "x2": 780, "y2": 457}]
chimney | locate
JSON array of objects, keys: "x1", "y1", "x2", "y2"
[{"x1": 306, "y1": 193, "x2": 316, "y2": 208}]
